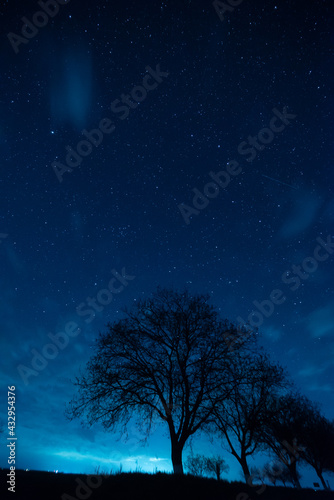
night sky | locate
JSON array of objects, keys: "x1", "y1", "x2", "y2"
[{"x1": 0, "y1": 0, "x2": 333, "y2": 486}]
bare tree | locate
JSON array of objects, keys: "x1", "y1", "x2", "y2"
[
  {"x1": 66, "y1": 288, "x2": 255, "y2": 474},
  {"x1": 263, "y1": 396, "x2": 334, "y2": 490},
  {"x1": 184, "y1": 453, "x2": 206, "y2": 477},
  {"x1": 250, "y1": 465, "x2": 265, "y2": 483},
  {"x1": 251, "y1": 461, "x2": 300, "y2": 488},
  {"x1": 204, "y1": 455, "x2": 229, "y2": 481},
  {"x1": 263, "y1": 463, "x2": 279, "y2": 486},
  {"x1": 259, "y1": 392, "x2": 309, "y2": 489},
  {"x1": 277, "y1": 464, "x2": 301, "y2": 487},
  {"x1": 211, "y1": 353, "x2": 289, "y2": 482},
  {"x1": 185, "y1": 453, "x2": 229, "y2": 480},
  {"x1": 298, "y1": 409, "x2": 334, "y2": 490},
  {"x1": 262, "y1": 394, "x2": 334, "y2": 489},
  {"x1": 262, "y1": 461, "x2": 285, "y2": 486}
]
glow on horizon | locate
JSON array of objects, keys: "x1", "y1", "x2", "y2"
[{"x1": 52, "y1": 450, "x2": 172, "y2": 474}]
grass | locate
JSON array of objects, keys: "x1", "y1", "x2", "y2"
[{"x1": 1, "y1": 469, "x2": 334, "y2": 500}]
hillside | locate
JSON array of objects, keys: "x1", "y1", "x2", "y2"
[{"x1": 2, "y1": 469, "x2": 334, "y2": 500}]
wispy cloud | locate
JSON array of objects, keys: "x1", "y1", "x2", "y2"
[
  {"x1": 322, "y1": 197, "x2": 334, "y2": 222},
  {"x1": 53, "y1": 450, "x2": 120, "y2": 464},
  {"x1": 305, "y1": 301, "x2": 334, "y2": 338},
  {"x1": 278, "y1": 193, "x2": 321, "y2": 239},
  {"x1": 261, "y1": 326, "x2": 283, "y2": 342},
  {"x1": 306, "y1": 383, "x2": 332, "y2": 393},
  {"x1": 298, "y1": 365, "x2": 327, "y2": 378},
  {"x1": 5, "y1": 243, "x2": 26, "y2": 274},
  {"x1": 50, "y1": 49, "x2": 93, "y2": 130},
  {"x1": 149, "y1": 457, "x2": 169, "y2": 462}
]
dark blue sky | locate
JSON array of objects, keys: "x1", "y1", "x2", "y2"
[{"x1": 0, "y1": 0, "x2": 333, "y2": 485}]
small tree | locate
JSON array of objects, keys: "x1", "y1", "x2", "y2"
[
  {"x1": 251, "y1": 461, "x2": 301, "y2": 487},
  {"x1": 277, "y1": 464, "x2": 301, "y2": 487},
  {"x1": 185, "y1": 453, "x2": 206, "y2": 477},
  {"x1": 66, "y1": 288, "x2": 256, "y2": 474},
  {"x1": 185, "y1": 453, "x2": 229, "y2": 480},
  {"x1": 250, "y1": 466, "x2": 266, "y2": 484},
  {"x1": 204, "y1": 455, "x2": 229, "y2": 481},
  {"x1": 262, "y1": 461, "x2": 286, "y2": 486}
]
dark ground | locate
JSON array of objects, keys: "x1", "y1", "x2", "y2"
[{"x1": 1, "y1": 469, "x2": 334, "y2": 500}]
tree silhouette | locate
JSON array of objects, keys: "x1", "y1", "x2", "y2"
[
  {"x1": 261, "y1": 393, "x2": 334, "y2": 490},
  {"x1": 259, "y1": 392, "x2": 309, "y2": 489},
  {"x1": 184, "y1": 453, "x2": 206, "y2": 477},
  {"x1": 278, "y1": 465, "x2": 302, "y2": 487},
  {"x1": 262, "y1": 462, "x2": 280, "y2": 486},
  {"x1": 185, "y1": 453, "x2": 229, "y2": 480},
  {"x1": 252, "y1": 463, "x2": 280, "y2": 486},
  {"x1": 204, "y1": 455, "x2": 229, "y2": 481},
  {"x1": 297, "y1": 406, "x2": 334, "y2": 490},
  {"x1": 66, "y1": 288, "x2": 255, "y2": 474},
  {"x1": 211, "y1": 353, "x2": 289, "y2": 482},
  {"x1": 251, "y1": 460, "x2": 301, "y2": 488},
  {"x1": 263, "y1": 461, "x2": 297, "y2": 486}
]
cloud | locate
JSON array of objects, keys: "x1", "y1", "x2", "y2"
[
  {"x1": 278, "y1": 193, "x2": 321, "y2": 239},
  {"x1": 306, "y1": 383, "x2": 332, "y2": 393},
  {"x1": 4, "y1": 243, "x2": 26, "y2": 274},
  {"x1": 322, "y1": 197, "x2": 334, "y2": 222},
  {"x1": 53, "y1": 450, "x2": 120, "y2": 464},
  {"x1": 149, "y1": 457, "x2": 169, "y2": 462},
  {"x1": 70, "y1": 211, "x2": 84, "y2": 239},
  {"x1": 305, "y1": 301, "x2": 334, "y2": 338},
  {"x1": 261, "y1": 326, "x2": 282, "y2": 342},
  {"x1": 298, "y1": 365, "x2": 327, "y2": 378},
  {"x1": 50, "y1": 49, "x2": 93, "y2": 130}
]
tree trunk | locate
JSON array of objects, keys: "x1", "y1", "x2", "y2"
[
  {"x1": 171, "y1": 440, "x2": 184, "y2": 475},
  {"x1": 240, "y1": 455, "x2": 251, "y2": 482},
  {"x1": 292, "y1": 475, "x2": 301, "y2": 489},
  {"x1": 289, "y1": 463, "x2": 301, "y2": 489},
  {"x1": 316, "y1": 469, "x2": 329, "y2": 490}
]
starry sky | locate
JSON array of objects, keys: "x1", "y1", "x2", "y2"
[{"x1": 0, "y1": 0, "x2": 333, "y2": 485}]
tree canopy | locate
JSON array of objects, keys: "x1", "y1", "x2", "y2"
[
  {"x1": 211, "y1": 352, "x2": 289, "y2": 481},
  {"x1": 66, "y1": 288, "x2": 256, "y2": 474}
]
